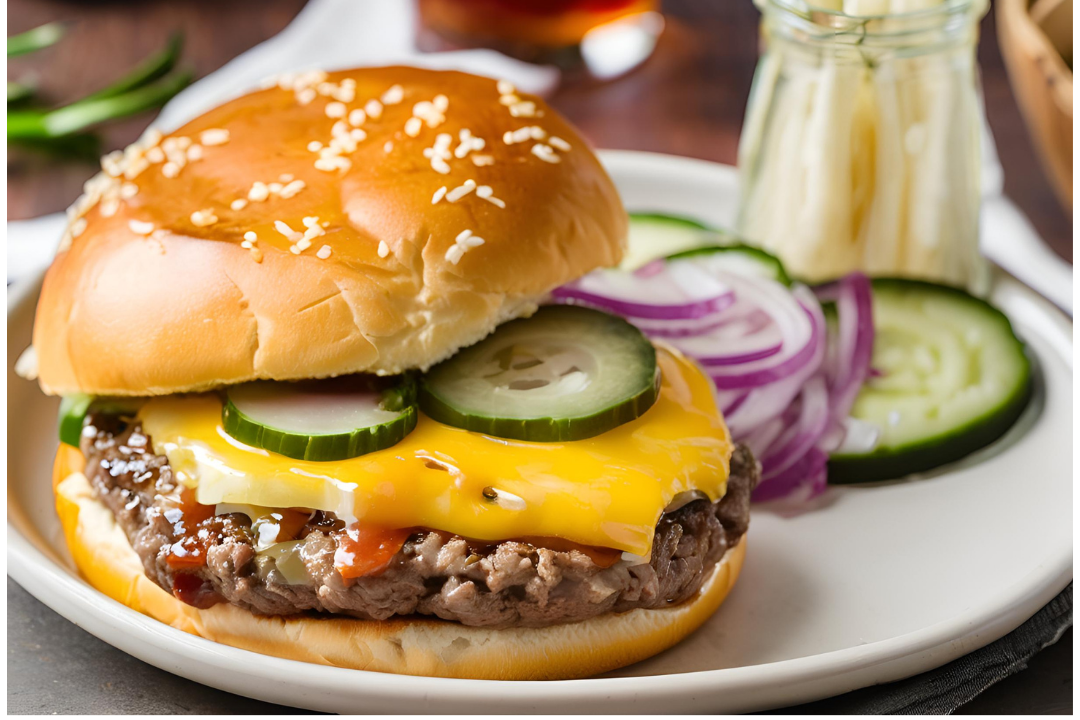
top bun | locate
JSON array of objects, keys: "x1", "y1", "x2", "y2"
[{"x1": 33, "y1": 67, "x2": 626, "y2": 396}]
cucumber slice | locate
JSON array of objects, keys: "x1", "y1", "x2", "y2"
[
  {"x1": 667, "y1": 244, "x2": 792, "y2": 286},
  {"x1": 623, "y1": 212, "x2": 791, "y2": 285},
  {"x1": 828, "y1": 278, "x2": 1032, "y2": 483},
  {"x1": 222, "y1": 375, "x2": 418, "y2": 461},
  {"x1": 420, "y1": 305, "x2": 660, "y2": 442},
  {"x1": 58, "y1": 395, "x2": 146, "y2": 447},
  {"x1": 621, "y1": 213, "x2": 715, "y2": 270},
  {"x1": 58, "y1": 394, "x2": 94, "y2": 447}
]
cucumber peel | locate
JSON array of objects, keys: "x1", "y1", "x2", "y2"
[
  {"x1": 828, "y1": 278, "x2": 1032, "y2": 483},
  {"x1": 420, "y1": 305, "x2": 660, "y2": 442},
  {"x1": 222, "y1": 376, "x2": 418, "y2": 462}
]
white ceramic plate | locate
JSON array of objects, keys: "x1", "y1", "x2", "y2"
[{"x1": 8, "y1": 151, "x2": 1073, "y2": 713}]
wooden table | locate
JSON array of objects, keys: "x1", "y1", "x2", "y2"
[{"x1": 6, "y1": 0, "x2": 1073, "y2": 714}]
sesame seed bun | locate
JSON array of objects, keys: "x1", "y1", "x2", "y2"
[
  {"x1": 33, "y1": 67, "x2": 627, "y2": 397},
  {"x1": 53, "y1": 447, "x2": 744, "y2": 681}
]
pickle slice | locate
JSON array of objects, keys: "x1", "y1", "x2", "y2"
[
  {"x1": 58, "y1": 395, "x2": 146, "y2": 447},
  {"x1": 419, "y1": 305, "x2": 660, "y2": 442},
  {"x1": 222, "y1": 375, "x2": 417, "y2": 461}
]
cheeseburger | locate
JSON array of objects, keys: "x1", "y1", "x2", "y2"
[{"x1": 32, "y1": 67, "x2": 758, "y2": 680}]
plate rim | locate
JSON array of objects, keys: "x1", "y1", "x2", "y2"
[{"x1": 7, "y1": 149, "x2": 1074, "y2": 713}]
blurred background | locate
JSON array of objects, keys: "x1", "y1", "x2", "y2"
[
  {"x1": 5, "y1": 0, "x2": 1072, "y2": 267},
  {"x1": 6, "y1": 0, "x2": 1073, "y2": 714}
]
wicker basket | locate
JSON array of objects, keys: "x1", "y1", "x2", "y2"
[{"x1": 997, "y1": 0, "x2": 1073, "y2": 212}]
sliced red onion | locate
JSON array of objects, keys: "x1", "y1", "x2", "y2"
[
  {"x1": 832, "y1": 416, "x2": 881, "y2": 455},
  {"x1": 753, "y1": 447, "x2": 829, "y2": 502},
  {"x1": 631, "y1": 315, "x2": 734, "y2": 339},
  {"x1": 716, "y1": 389, "x2": 750, "y2": 416},
  {"x1": 814, "y1": 273, "x2": 874, "y2": 421},
  {"x1": 702, "y1": 282, "x2": 821, "y2": 389},
  {"x1": 721, "y1": 297, "x2": 826, "y2": 438},
  {"x1": 759, "y1": 376, "x2": 830, "y2": 480},
  {"x1": 552, "y1": 265, "x2": 735, "y2": 320},
  {"x1": 665, "y1": 308, "x2": 783, "y2": 365}
]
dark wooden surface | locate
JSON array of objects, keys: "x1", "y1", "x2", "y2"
[{"x1": 6, "y1": 0, "x2": 1073, "y2": 715}]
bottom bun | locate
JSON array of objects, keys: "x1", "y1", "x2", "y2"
[{"x1": 53, "y1": 446, "x2": 745, "y2": 680}]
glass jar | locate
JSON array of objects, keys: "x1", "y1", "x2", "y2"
[{"x1": 737, "y1": 0, "x2": 991, "y2": 295}]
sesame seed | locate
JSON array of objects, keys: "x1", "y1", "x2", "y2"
[
  {"x1": 230, "y1": 199, "x2": 247, "y2": 211},
  {"x1": 325, "y1": 102, "x2": 347, "y2": 119},
  {"x1": 307, "y1": 140, "x2": 323, "y2": 152},
  {"x1": 140, "y1": 128, "x2": 163, "y2": 148},
  {"x1": 274, "y1": 220, "x2": 303, "y2": 242},
  {"x1": 549, "y1": 136, "x2": 571, "y2": 152},
  {"x1": 186, "y1": 144, "x2": 204, "y2": 161},
  {"x1": 176, "y1": 136, "x2": 192, "y2": 150},
  {"x1": 279, "y1": 173, "x2": 294, "y2": 182},
  {"x1": 120, "y1": 183, "x2": 139, "y2": 199},
  {"x1": 432, "y1": 186, "x2": 447, "y2": 204},
  {"x1": 377, "y1": 240, "x2": 390, "y2": 258},
  {"x1": 244, "y1": 231, "x2": 257, "y2": 242},
  {"x1": 162, "y1": 162, "x2": 180, "y2": 178},
  {"x1": 433, "y1": 94, "x2": 449, "y2": 112},
  {"x1": 475, "y1": 185, "x2": 505, "y2": 208},
  {"x1": 145, "y1": 147, "x2": 165, "y2": 164},
  {"x1": 472, "y1": 154, "x2": 495, "y2": 167},
  {"x1": 348, "y1": 109, "x2": 366, "y2": 127},
  {"x1": 317, "y1": 82, "x2": 335, "y2": 96},
  {"x1": 297, "y1": 88, "x2": 317, "y2": 105},
  {"x1": 446, "y1": 179, "x2": 477, "y2": 202},
  {"x1": 350, "y1": 128, "x2": 367, "y2": 142},
  {"x1": 334, "y1": 85, "x2": 355, "y2": 103},
  {"x1": 384, "y1": 141, "x2": 393, "y2": 153},
  {"x1": 129, "y1": 220, "x2": 154, "y2": 235},
  {"x1": 70, "y1": 218, "x2": 88, "y2": 237},
  {"x1": 302, "y1": 216, "x2": 320, "y2": 228},
  {"x1": 200, "y1": 129, "x2": 230, "y2": 146},
  {"x1": 510, "y1": 101, "x2": 537, "y2": 118},
  {"x1": 497, "y1": 80, "x2": 515, "y2": 95},
  {"x1": 455, "y1": 229, "x2": 473, "y2": 243},
  {"x1": 124, "y1": 157, "x2": 150, "y2": 179},
  {"x1": 531, "y1": 143, "x2": 560, "y2": 163},
  {"x1": 249, "y1": 246, "x2": 263, "y2": 263},
  {"x1": 404, "y1": 117, "x2": 422, "y2": 137},
  {"x1": 445, "y1": 245, "x2": 465, "y2": 265},
  {"x1": 365, "y1": 99, "x2": 383, "y2": 119},
  {"x1": 99, "y1": 199, "x2": 119, "y2": 218},
  {"x1": 499, "y1": 94, "x2": 520, "y2": 106},
  {"x1": 191, "y1": 209, "x2": 219, "y2": 227},
  {"x1": 316, "y1": 244, "x2": 332, "y2": 259},
  {"x1": 431, "y1": 157, "x2": 451, "y2": 174},
  {"x1": 381, "y1": 84, "x2": 404, "y2": 105},
  {"x1": 529, "y1": 126, "x2": 546, "y2": 140},
  {"x1": 249, "y1": 182, "x2": 270, "y2": 202},
  {"x1": 268, "y1": 182, "x2": 284, "y2": 194},
  {"x1": 314, "y1": 156, "x2": 351, "y2": 172},
  {"x1": 279, "y1": 180, "x2": 306, "y2": 198},
  {"x1": 502, "y1": 131, "x2": 514, "y2": 145}
]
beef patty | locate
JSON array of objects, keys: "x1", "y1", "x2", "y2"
[{"x1": 79, "y1": 413, "x2": 758, "y2": 629}]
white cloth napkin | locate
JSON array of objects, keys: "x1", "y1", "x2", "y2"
[{"x1": 6, "y1": 0, "x2": 1071, "y2": 314}]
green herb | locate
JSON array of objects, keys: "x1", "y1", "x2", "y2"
[
  {"x1": 8, "y1": 69, "x2": 193, "y2": 139},
  {"x1": 7, "y1": 22, "x2": 65, "y2": 57},
  {"x1": 7, "y1": 81, "x2": 34, "y2": 105},
  {"x1": 7, "y1": 31, "x2": 192, "y2": 160}
]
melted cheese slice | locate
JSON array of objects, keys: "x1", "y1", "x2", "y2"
[{"x1": 139, "y1": 348, "x2": 732, "y2": 555}]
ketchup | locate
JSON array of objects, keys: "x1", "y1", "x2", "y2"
[{"x1": 334, "y1": 525, "x2": 411, "y2": 579}]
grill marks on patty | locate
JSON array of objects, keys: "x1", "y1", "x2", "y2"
[{"x1": 80, "y1": 414, "x2": 759, "y2": 628}]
